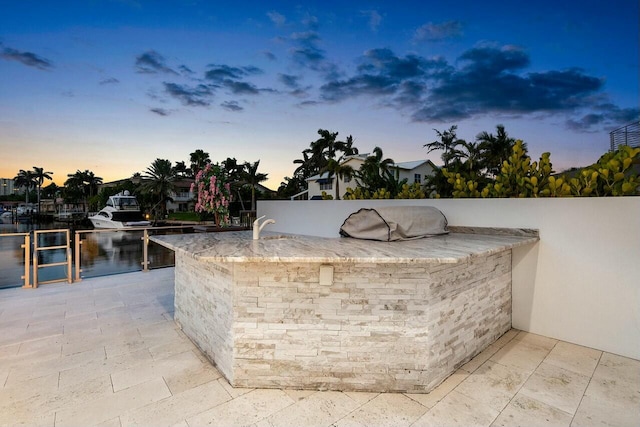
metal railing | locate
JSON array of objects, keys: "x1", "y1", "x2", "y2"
[
  {"x1": 0, "y1": 232, "x2": 31, "y2": 288},
  {"x1": 1, "y1": 224, "x2": 250, "y2": 289},
  {"x1": 73, "y1": 225, "x2": 194, "y2": 282},
  {"x1": 33, "y1": 229, "x2": 72, "y2": 287},
  {"x1": 610, "y1": 121, "x2": 640, "y2": 152}
]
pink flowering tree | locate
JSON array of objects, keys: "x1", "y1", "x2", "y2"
[{"x1": 191, "y1": 162, "x2": 232, "y2": 227}]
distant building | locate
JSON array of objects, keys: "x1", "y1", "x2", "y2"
[
  {"x1": 304, "y1": 154, "x2": 438, "y2": 200},
  {"x1": 0, "y1": 178, "x2": 18, "y2": 196}
]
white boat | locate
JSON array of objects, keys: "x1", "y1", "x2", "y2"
[{"x1": 88, "y1": 191, "x2": 151, "y2": 229}]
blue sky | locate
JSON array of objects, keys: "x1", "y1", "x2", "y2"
[{"x1": 1, "y1": 0, "x2": 638, "y2": 188}]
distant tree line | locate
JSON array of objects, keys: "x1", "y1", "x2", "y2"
[{"x1": 9, "y1": 150, "x2": 270, "y2": 218}]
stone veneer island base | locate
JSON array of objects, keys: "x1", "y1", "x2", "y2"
[{"x1": 151, "y1": 229, "x2": 538, "y2": 393}]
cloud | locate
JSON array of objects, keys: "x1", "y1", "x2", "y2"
[
  {"x1": 221, "y1": 101, "x2": 243, "y2": 111},
  {"x1": 278, "y1": 73, "x2": 310, "y2": 97},
  {"x1": 99, "y1": 77, "x2": 119, "y2": 85},
  {"x1": 267, "y1": 11, "x2": 286, "y2": 27},
  {"x1": 163, "y1": 82, "x2": 213, "y2": 106},
  {"x1": 222, "y1": 80, "x2": 260, "y2": 95},
  {"x1": 262, "y1": 50, "x2": 277, "y2": 61},
  {"x1": 361, "y1": 10, "x2": 382, "y2": 32},
  {"x1": 1, "y1": 46, "x2": 53, "y2": 70},
  {"x1": 288, "y1": 31, "x2": 338, "y2": 78},
  {"x1": 278, "y1": 73, "x2": 301, "y2": 88},
  {"x1": 317, "y1": 43, "x2": 621, "y2": 131},
  {"x1": 204, "y1": 64, "x2": 262, "y2": 82},
  {"x1": 414, "y1": 20, "x2": 463, "y2": 42},
  {"x1": 150, "y1": 107, "x2": 170, "y2": 116},
  {"x1": 566, "y1": 104, "x2": 639, "y2": 131},
  {"x1": 320, "y1": 48, "x2": 450, "y2": 101},
  {"x1": 135, "y1": 50, "x2": 177, "y2": 75}
]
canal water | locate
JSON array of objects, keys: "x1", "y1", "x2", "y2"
[{"x1": 0, "y1": 218, "x2": 177, "y2": 289}]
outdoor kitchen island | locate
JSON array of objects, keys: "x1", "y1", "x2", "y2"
[{"x1": 150, "y1": 229, "x2": 538, "y2": 393}]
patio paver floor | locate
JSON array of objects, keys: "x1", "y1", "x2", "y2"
[{"x1": 1, "y1": 268, "x2": 638, "y2": 427}]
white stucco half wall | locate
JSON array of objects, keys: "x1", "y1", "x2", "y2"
[{"x1": 258, "y1": 197, "x2": 640, "y2": 360}]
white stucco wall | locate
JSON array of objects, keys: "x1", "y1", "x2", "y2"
[{"x1": 258, "y1": 197, "x2": 640, "y2": 360}]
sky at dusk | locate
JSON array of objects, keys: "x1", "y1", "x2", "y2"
[{"x1": 1, "y1": 0, "x2": 638, "y2": 189}]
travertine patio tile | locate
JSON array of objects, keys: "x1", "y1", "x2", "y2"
[
  {"x1": 1, "y1": 269, "x2": 638, "y2": 427},
  {"x1": 186, "y1": 389, "x2": 294, "y2": 427},
  {"x1": 592, "y1": 352, "x2": 640, "y2": 385},
  {"x1": 4, "y1": 346, "x2": 105, "y2": 387},
  {"x1": 147, "y1": 336, "x2": 200, "y2": 360},
  {"x1": 163, "y1": 357, "x2": 223, "y2": 395},
  {"x1": 95, "y1": 417, "x2": 122, "y2": 427},
  {"x1": 455, "y1": 360, "x2": 529, "y2": 412},
  {"x1": 491, "y1": 393, "x2": 572, "y2": 427},
  {"x1": 332, "y1": 393, "x2": 427, "y2": 427},
  {"x1": 343, "y1": 391, "x2": 378, "y2": 405},
  {"x1": 405, "y1": 369, "x2": 469, "y2": 409},
  {"x1": 0, "y1": 372, "x2": 59, "y2": 423},
  {"x1": 121, "y1": 379, "x2": 231, "y2": 427},
  {"x1": 54, "y1": 377, "x2": 172, "y2": 427},
  {"x1": 543, "y1": 341, "x2": 601, "y2": 377},
  {"x1": 490, "y1": 336, "x2": 552, "y2": 374},
  {"x1": 519, "y1": 362, "x2": 590, "y2": 415},
  {"x1": 16, "y1": 335, "x2": 62, "y2": 356},
  {"x1": 460, "y1": 343, "x2": 501, "y2": 373},
  {"x1": 283, "y1": 389, "x2": 317, "y2": 401},
  {"x1": 63, "y1": 318, "x2": 101, "y2": 334},
  {"x1": 492, "y1": 329, "x2": 519, "y2": 349},
  {"x1": 571, "y1": 393, "x2": 640, "y2": 427},
  {"x1": 110, "y1": 350, "x2": 202, "y2": 392},
  {"x1": 217, "y1": 377, "x2": 254, "y2": 399},
  {"x1": 58, "y1": 348, "x2": 153, "y2": 388},
  {"x1": 256, "y1": 390, "x2": 361, "y2": 427},
  {"x1": 412, "y1": 390, "x2": 500, "y2": 427},
  {"x1": 572, "y1": 365, "x2": 640, "y2": 427},
  {"x1": 512, "y1": 331, "x2": 558, "y2": 351},
  {"x1": 104, "y1": 336, "x2": 149, "y2": 358}
]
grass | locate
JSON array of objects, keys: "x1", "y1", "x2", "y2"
[{"x1": 167, "y1": 212, "x2": 201, "y2": 221}]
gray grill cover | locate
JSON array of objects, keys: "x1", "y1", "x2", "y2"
[{"x1": 339, "y1": 206, "x2": 448, "y2": 241}]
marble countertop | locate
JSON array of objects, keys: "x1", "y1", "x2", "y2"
[{"x1": 150, "y1": 229, "x2": 538, "y2": 264}]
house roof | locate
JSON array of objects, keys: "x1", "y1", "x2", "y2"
[{"x1": 392, "y1": 159, "x2": 438, "y2": 170}]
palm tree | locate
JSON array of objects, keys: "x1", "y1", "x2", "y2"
[
  {"x1": 354, "y1": 147, "x2": 395, "y2": 193},
  {"x1": 476, "y1": 125, "x2": 522, "y2": 176},
  {"x1": 321, "y1": 158, "x2": 354, "y2": 200},
  {"x1": 13, "y1": 169, "x2": 36, "y2": 204},
  {"x1": 190, "y1": 149, "x2": 210, "y2": 176},
  {"x1": 449, "y1": 141, "x2": 484, "y2": 176},
  {"x1": 424, "y1": 126, "x2": 465, "y2": 168},
  {"x1": 141, "y1": 158, "x2": 177, "y2": 219},
  {"x1": 32, "y1": 166, "x2": 53, "y2": 214},
  {"x1": 242, "y1": 160, "x2": 268, "y2": 211},
  {"x1": 222, "y1": 157, "x2": 247, "y2": 210}
]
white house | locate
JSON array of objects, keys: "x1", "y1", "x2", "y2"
[{"x1": 304, "y1": 154, "x2": 438, "y2": 199}]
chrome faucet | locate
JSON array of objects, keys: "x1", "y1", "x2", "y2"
[{"x1": 253, "y1": 215, "x2": 276, "y2": 240}]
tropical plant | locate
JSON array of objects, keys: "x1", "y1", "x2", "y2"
[
  {"x1": 242, "y1": 160, "x2": 268, "y2": 211},
  {"x1": 31, "y1": 166, "x2": 53, "y2": 213},
  {"x1": 64, "y1": 170, "x2": 103, "y2": 211},
  {"x1": 354, "y1": 146, "x2": 395, "y2": 193},
  {"x1": 13, "y1": 169, "x2": 36, "y2": 204},
  {"x1": 321, "y1": 158, "x2": 354, "y2": 200},
  {"x1": 439, "y1": 142, "x2": 640, "y2": 198},
  {"x1": 141, "y1": 158, "x2": 177, "y2": 219},
  {"x1": 189, "y1": 149, "x2": 211, "y2": 176},
  {"x1": 476, "y1": 124, "x2": 521, "y2": 177},
  {"x1": 191, "y1": 162, "x2": 232, "y2": 227},
  {"x1": 424, "y1": 125, "x2": 465, "y2": 168}
]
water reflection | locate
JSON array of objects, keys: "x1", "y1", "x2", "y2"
[{"x1": 0, "y1": 220, "x2": 177, "y2": 289}]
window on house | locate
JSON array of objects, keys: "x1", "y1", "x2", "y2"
[
  {"x1": 319, "y1": 181, "x2": 333, "y2": 190},
  {"x1": 343, "y1": 175, "x2": 351, "y2": 183},
  {"x1": 414, "y1": 173, "x2": 421, "y2": 184}
]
